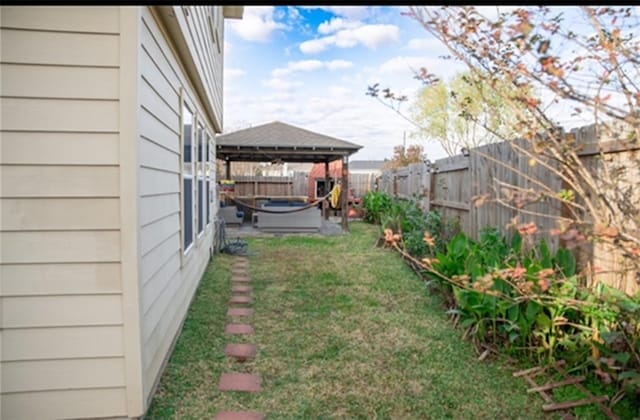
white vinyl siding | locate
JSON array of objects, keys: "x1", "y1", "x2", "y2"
[
  {"x1": 0, "y1": 6, "x2": 126, "y2": 419},
  {"x1": 138, "y1": 6, "x2": 221, "y2": 406},
  {"x1": 0, "y1": 5, "x2": 228, "y2": 418},
  {"x1": 174, "y1": 6, "x2": 224, "y2": 130}
]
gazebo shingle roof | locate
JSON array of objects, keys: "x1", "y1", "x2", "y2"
[{"x1": 216, "y1": 121, "x2": 362, "y2": 163}]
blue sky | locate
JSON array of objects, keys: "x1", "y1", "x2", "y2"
[
  {"x1": 222, "y1": 6, "x2": 632, "y2": 161},
  {"x1": 223, "y1": 6, "x2": 468, "y2": 161}
]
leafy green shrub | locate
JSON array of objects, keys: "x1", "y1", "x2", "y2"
[
  {"x1": 423, "y1": 228, "x2": 640, "y2": 409},
  {"x1": 362, "y1": 191, "x2": 392, "y2": 225},
  {"x1": 369, "y1": 193, "x2": 461, "y2": 258}
]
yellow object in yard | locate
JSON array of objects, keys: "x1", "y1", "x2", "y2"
[{"x1": 330, "y1": 184, "x2": 341, "y2": 208}]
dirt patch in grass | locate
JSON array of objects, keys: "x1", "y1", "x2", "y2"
[{"x1": 146, "y1": 222, "x2": 543, "y2": 419}]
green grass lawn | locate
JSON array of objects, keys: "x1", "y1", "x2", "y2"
[{"x1": 146, "y1": 221, "x2": 543, "y2": 419}]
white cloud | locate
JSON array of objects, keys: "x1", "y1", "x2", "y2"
[
  {"x1": 263, "y1": 77, "x2": 303, "y2": 91},
  {"x1": 228, "y1": 6, "x2": 287, "y2": 42},
  {"x1": 407, "y1": 37, "x2": 441, "y2": 51},
  {"x1": 272, "y1": 60, "x2": 322, "y2": 77},
  {"x1": 318, "y1": 17, "x2": 362, "y2": 34},
  {"x1": 328, "y1": 86, "x2": 351, "y2": 97},
  {"x1": 474, "y1": 5, "x2": 520, "y2": 21},
  {"x1": 225, "y1": 68, "x2": 246, "y2": 80},
  {"x1": 300, "y1": 24, "x2": 400, "y2": 54},
  {"x1": 289, "y1": 60, "x2": 325, "y2": 72},
  {"x1": 375, "y1": 56, "x2": 465, "y2": 80},
  {"x1": 299, "y1": 38, "x2": 332, "y2": 54},
  {"x1": 378, "y1": 56, "x2": 433, "y2": 75},
  {"x1": 342, "y1": 25, "x2": 400, "y2": 49},
  {"x1": 271, "y1": 59, "x2": 353, "y2": 77},
  {"x1": 326, "y1": 60, "x2": 353, "y2": 70}
]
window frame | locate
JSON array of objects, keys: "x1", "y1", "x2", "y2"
[
  {"x1": 197, "y1": 120, "x2": 206, "y2": 239},
  {"x1": 180, "y1": 90, "x2": 196, "y2": 257}
]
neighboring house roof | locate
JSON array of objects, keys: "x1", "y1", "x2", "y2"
[
  {"x1": 349, "y1": 160, "x2": 386, "y2": 172},
  {"x1": 216, "y1": 121, "x2": 362, "y2": 163}
]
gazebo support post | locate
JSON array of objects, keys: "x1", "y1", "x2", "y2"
[
  {"x1": 225, "y1": 159, "x2": 231, "y2": 180},
  {"x1": 324, "y1": 160, "x2": 330, "y2": 220},
  {"x1": 341, "y1": 155, "x2": 349, "y2": 232}
]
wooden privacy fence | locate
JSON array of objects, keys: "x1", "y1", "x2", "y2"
[
  {"x1": 378, "y1": 124, "x2": 639, "y2": 295},
  {"x1": 230, "y1": 172, "x2": 378, "y2": 199},
  {"x1": 349, "y1": 173, "x2": 378, "y2": 198},
  {"x1": 231, "y1": 174, "x2": 307, "y2": 196}
]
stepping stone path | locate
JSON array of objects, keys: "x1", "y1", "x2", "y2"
[
  {"x1": 232, "y1": 285, "x2": 252, "y2": 293},
  {"x1": 225, "y1": 343, "x2": 258, "y2": 362},
  {"x1": 219, "y1": 373, "x2": 262, "y2": 392},
  {"x1": 225, "y1": 323, "x2": 255, "y2": 335},
  {"x1": 228, "y1": 307, "x2": 254, "y2": 317},
  {"x1": 230, "y1": 295, "x2": 253, "y2": 305},
  {"x1": 216, "y1": 257, "x2": 265, "y2": 419}
]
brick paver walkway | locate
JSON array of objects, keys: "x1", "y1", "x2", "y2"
[
  {"x1": 224, "y1": 343, "x2": 258, "y2": 361},
  {"x1": 230, "y1": 295, "x2": 253, "y2": 304},
  {"x1": 227, "y1": 307, "x2": 254, "y2": 317},
  {"x1": 216, "y1": 257, "x2": 264, "y2": 419}
]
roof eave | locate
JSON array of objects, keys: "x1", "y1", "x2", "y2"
[{"x1": 223, "y1": 6, "x2": 244, "y2": 19}]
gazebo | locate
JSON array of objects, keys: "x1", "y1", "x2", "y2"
[{"x1": 215, "y1": 121, "x2": 362, "y2": 231}]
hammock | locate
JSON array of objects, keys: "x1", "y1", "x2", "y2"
[{"x1": 221, "y1": 186, "x2": 339, "y2": 215}]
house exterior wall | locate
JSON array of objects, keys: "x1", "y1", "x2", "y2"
[
  {"x1": 138, "y1": 6, "x2": 222, "y2": 407},
  {"x1": 175, "y1": 5, "x2": 224, "y2": 131},
  {"x1": 1, "y1": 5, "x2": 229, "y2": 418},
  {"x1": 0, "y1": 6, "x2": 129, "y2": 419}
]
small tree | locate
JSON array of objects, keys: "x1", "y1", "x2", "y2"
[
  {"x1": 409, "y1": 71, "x2": 529, "y2": 156},
  {"x1": 384, "y1": 143, "x2": 425, "y2": 169}
]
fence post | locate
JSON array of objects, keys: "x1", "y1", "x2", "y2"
[
  {"x1": 393, "y1": 169, "x2": 398, "y2": 198},
  {"x1": 423, "y1": 163, "x2": 432, "y2": 212}
]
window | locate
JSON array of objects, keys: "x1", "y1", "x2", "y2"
[
  {"x1": 197, "y1": 123, "x2": 206, "y2": 236},
  {"x1": 182, "y1": 102, "x2": 195, "y2": 251}
]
